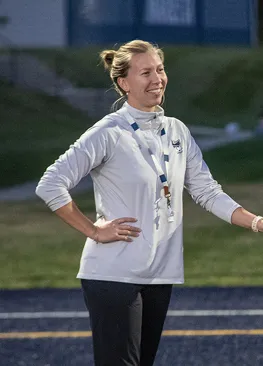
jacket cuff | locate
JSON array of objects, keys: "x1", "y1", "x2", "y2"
[{"x1": 210, "y1": 193, "x2": 241, "y2": 224}]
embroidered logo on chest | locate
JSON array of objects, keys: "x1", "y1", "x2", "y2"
[{"x1": 171, "y1": 139, "x2": 183, "y2": 153}]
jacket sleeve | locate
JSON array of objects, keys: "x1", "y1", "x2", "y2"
[
  {"x1": 35, "y1": 124, "x2": 115, "y2": 211},
  {"x1": 184, "y1": 131, "x2": 241, "y2": 223}
]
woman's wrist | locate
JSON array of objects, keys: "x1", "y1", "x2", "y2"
[
  {"x1": 251, "y1": 216, "x2": 263, "y2": 232},
  {"x1": 90, "y1": 225, "x2": 99, "y2": 242},
  {"x1": 256, "y1": 217, "x2": 263, "y2": 232}
]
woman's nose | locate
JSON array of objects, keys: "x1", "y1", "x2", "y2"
[{"x1": 151, "y1": 72, "x2": 162, "y2": 84}]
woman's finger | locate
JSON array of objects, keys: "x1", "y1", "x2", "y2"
[
  {"x1": 117, "y1": 225, "x2": 141, "y2": 233},
  {"x1": 114, "y1": 217, "x2": 138, "y2": 224},
  {"x1": 118, "y1": 229, "x2": 140, "y2": 238},
  {"x1": 117, "y1": 234, "x2": 133, "y2": 242}
]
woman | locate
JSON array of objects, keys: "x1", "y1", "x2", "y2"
[{"x1": 36, "y1": 40, "x2": 263, "y2": 366}]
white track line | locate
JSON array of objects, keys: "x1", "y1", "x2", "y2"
[{"x1": 1, "y1": 309, "x2": 263, "y2": 319}]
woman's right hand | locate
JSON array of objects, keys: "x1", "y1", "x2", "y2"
[{"x1": 92, "y1": 217, "x2": 141, "y2": 244}]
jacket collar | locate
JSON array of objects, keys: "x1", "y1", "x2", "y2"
[{"x1": 120, "y1": 102, "x2": 164, "y2": 130}]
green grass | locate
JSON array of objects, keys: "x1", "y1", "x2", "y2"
[
  {"x1": 0, "y1": 80, "x2": 94, "y2": 187},
  {"x1": 1, "y1": 184, "x2": 263, "y2": 289},
  {"x1": 27, "y1": 46, "x2": 263, "y2": 128},
  {"x1": 0, "y1": 192, "x2": 96, "y2": 289},
  {"x1": 183, "y1": 183, "x2": 263, "y2": 286},
  {"x1": 202, "y1": 138, "x2": 263, "y2": 183},
  {"x1": 184, "y1": 225, "x2": 263, "y2": 286}
]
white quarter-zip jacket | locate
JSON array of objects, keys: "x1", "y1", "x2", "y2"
[{"x1": 36, "y1": 102, "x2": 241, "y2": 284}]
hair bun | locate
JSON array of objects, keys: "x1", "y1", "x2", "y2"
[{"x1": 100, "y1": 50, "x2": 116, "y2": 70}]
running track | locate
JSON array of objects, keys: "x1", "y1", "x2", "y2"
[{"x1": 1, "y1": 287, "x2": 263, "y2": 365}]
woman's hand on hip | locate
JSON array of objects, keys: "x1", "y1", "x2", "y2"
[{"x1": 93, "y1": 217, "x2": 141, "y2": 243}]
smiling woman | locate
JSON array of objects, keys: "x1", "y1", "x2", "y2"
[
  {"x1": 100, "y1": 39, "x2": 167, "y2": 111},
  {"x1": 35, "y1": 39, "x2": 263, "y2": 366}
]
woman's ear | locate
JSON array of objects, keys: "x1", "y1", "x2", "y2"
[{"x1": 117, "y1": 77, "x2": 129, "y2": 93}]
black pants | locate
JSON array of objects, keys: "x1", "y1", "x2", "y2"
[{"x1": 81, "y1": 279, "x2": 172, "y2": 366}]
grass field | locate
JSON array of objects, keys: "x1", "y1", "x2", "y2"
[
  {"x1": 202, "y1": 138, "x2": 263, "y2": 183},
  {"x1": 1, "y1": 183, "x2": 262, "y2": 289},
  {"x1": 0, "y1": 80, "x2": 93, "y2": 187}
]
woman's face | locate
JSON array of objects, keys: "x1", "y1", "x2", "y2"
[{"x1": 118, "y1": 51, "x2": 168, "y2": 112}]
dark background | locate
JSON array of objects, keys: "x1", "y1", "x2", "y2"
[{"x1": 259, "y1": 0, "x2": 263, "y2": 41}]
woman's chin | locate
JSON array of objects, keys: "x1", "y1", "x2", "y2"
[
  {"x1": 148, "y1": 95, "x2": 162, "y2": 105},
  {"x1": 154, "y1": 96, "x2": 163, "y2": 105}
]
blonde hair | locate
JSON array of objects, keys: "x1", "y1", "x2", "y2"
[{"x1": 100, "y1": 40, "x2": 164, "y2": 111}]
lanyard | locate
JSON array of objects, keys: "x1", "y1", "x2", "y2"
[{"x1": 122, "y1": 110, "x2": 175, "y2": 223}]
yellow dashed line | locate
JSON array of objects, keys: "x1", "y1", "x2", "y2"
[
  {"x1": 1, "y1": 329, "x2": 263, "y2": 339},
  {"x1": 0, "y1": 331, "x2": 92, "y2": 339},
  {"x1": 163, "y1": 329, "x2": 263, "y2": 336}
]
